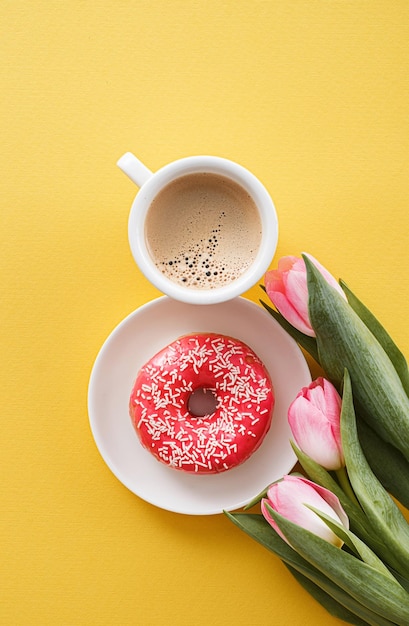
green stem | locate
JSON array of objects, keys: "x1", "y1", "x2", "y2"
[{"x1": 336, "y1": 467, "x2": 362, "y2": 509}]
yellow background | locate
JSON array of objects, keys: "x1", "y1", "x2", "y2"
[{"x1": 2, "y1": 2, "x2": 408, "y2": 625}]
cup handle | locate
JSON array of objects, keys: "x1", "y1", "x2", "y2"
[{"x1": 117, "y1": 152, "x2": 153, "y2": 187}]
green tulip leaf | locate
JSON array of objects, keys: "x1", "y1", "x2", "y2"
[
  {"x1": 266, "y1": 507, "x2": 409, "y2": 624},
  {"x1": 225, "y1": 512, "x2": 395, "y2": 626},
  {"x1": 304, "y1": 254, "x2": 409, "y2": 462},
  {"x1": 391, "y1": 570, "x2": 409, "y2": 595},
  {"x1": 284, "y1": 565, "x2": 378, "y2": 626},
  {"x1": 357, "y1": 418, "x2": 409, "y2": 510},
  {"x1": 341, "y1": 369, "x2": 409, "y2": 579},
  {"x1": 307, "y1": 506, "x2": 397, "y2": 581},
  {"x1": 259, "y1": 298, "x2": 320, "y2": 364},
  {"x1": 242, "y1": 486, "x2": 269, "y2": 510},
  {"x1": 340, "y1": 279, "x2": 409, "y2": 398}
]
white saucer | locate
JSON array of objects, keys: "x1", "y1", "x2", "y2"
[{"x1": 88, "y1": 296, "x2": 311, "y2": 515}]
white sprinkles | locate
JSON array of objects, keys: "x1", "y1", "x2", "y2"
[{"x1": 129, "y1": 334, "x2": 274, "y2": 473}]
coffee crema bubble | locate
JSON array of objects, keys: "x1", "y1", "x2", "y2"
[{"x1": 144, "y1": 173, "x2": 262, "y2": 289}]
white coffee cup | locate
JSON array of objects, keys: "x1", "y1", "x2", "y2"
[{"x1": 117, "y1": 152, "x2": 278, "y2": 305}]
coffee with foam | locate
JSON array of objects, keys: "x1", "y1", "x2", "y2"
[{"x1": 145, "y1": 172, "x2": 262, "y2": 289}]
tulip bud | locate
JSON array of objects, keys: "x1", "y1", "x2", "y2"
[
  {"x1": 261, "y1": 475, "x2": 349, "y2": 548},
  {"x1": 264, "y1": 253, "x2": 346, "y2": 337},
  {"x1": 288, "y1": 377, "x2": 344, "y2": 470}
]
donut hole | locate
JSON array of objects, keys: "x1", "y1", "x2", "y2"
[{"x1": 188, "y1": 387, "x2": 218, "y2": 418}]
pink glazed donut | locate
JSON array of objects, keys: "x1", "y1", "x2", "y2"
[{"x1": 129, "y1": 333, "x2": 274, "y2": 474}]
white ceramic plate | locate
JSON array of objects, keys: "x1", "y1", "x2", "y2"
[{"x1": 88, "y1": 296, "x2": 311, "y2": 515}]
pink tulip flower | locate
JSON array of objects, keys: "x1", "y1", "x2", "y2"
[
  {"x1": 264, "y1": 253, "x2": 346, "y2": 337},
  {"x1": 261, "y1": 475, "x2": 349, "y2": 548},
  {"x1": 288, "y1": 377, "x2": 345, "y2": 470}
]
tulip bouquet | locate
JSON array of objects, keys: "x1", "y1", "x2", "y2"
[{"x1": 225, "y1": 254, "x2": 409, "y2": 625}]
